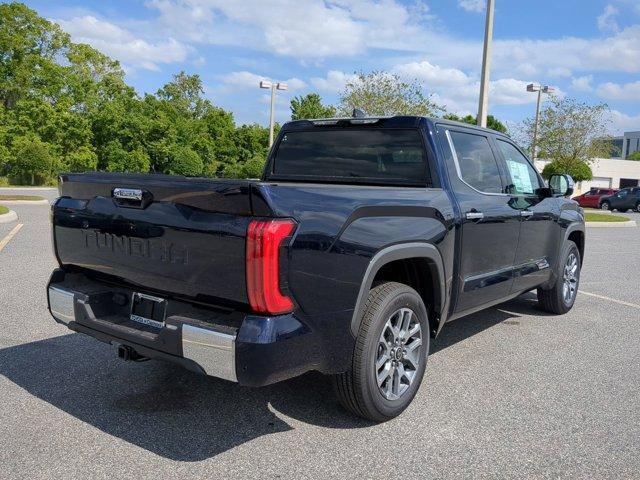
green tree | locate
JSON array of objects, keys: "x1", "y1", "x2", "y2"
[
  {"x1": 65, "y1": 146, "x2": 98, "y2": 172},
  {"x1": 7, "y1": 135, "x2": 57, "y2": 184},
  {"x1": 520, "y1": 97, "x2": 611, "y2": 170},
  {"x1": 290, "y1": 93, "x2": 336, "y2": 120},
  {"x1": 337, "y1": 71, "x2": 443, "y2": 117},
  {"x1": 155, "y1": 71, "x2": 211, "y2": 119},
  {"x1": 0, "y1": 3, "x2": 68, "y2": 109},
  {"x1": 541, "y1": 159, "x2": 593, "y2": 182},
  {"x1": 233, "y1": 124, "x2": 270, "y2": 162},
  {"x1": 165, "y1": 145, "x2": 203, "y2": 176},
  {"x1": 0, "y1": 3, "x2": 286, "y2": 182},
  {"x1": 103, "y1": 141, "x2": 150, "y2": 173},
  {"x1": 627, "y1": 151, "x2": 640, "y2": 161},
  {"x1": 443, "y1": 113, "x2": 507, "y2": 133}
]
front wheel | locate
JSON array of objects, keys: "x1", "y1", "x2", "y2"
[
  {"x1": 537, "y1": 240, "x2": 581, "y2": 314},
  {"x1": 333, "y1": 282, "x2": 429, "y2": 422},
  {"x1": 636, "y1": 202, "x2": 640, "y2": 213},
  {"x1": 600, "y1": 201, "x2": 610, "y2": 211}
]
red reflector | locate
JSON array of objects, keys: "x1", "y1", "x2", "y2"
[{"x1": 246, "y1": 219, "x2": 296, "y2": 315}]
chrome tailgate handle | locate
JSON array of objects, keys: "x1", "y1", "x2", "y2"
[{"x1": 465, "y1": 211, "x2": 484, "y2": 220}]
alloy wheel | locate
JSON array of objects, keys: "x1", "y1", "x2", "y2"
[
  {"x1": 375, "y1": 308, "x2": 422, "y2": 401},
  {"x1": 562, "y1": 252, "x2": 579, "y2": 305}
]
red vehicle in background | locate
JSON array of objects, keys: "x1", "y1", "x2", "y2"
[{"x1": 572, "y1": 188, "x2": 619, "y2": 208}]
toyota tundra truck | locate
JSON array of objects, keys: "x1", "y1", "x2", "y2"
[{"x1": 47, "y1": 116, "x2": 585, "y2": 421}]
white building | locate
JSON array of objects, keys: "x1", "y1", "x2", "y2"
[
  {"x1": 608, "y1": 130, "x2": 640, "y2": 159},
  {"x1": 535, "y1": 157, "x2": 640, "y2": 195}
]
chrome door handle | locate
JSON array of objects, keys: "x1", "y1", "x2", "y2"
[
  {"x1": 520, "y1": 210, "x2": 534, "y2": 218},
  {"x1": 465, "y1": 211, "x2": 484, "y2": 220}
]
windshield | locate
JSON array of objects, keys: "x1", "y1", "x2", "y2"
[{"x1": 269, "y1": 128, "x2": 429, "y2": 185}]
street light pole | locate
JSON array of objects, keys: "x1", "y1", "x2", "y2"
[
  {"x1": 260, "y1": 80, "x2": 288, "y2": 148},
  {"x1": 477, "y1": 0, "x2": 495, "y2": 128},
  {"x1": 526, "y1": 83, "x2": 554, "y2": 161}
]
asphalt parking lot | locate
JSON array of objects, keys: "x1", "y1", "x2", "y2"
[{"x1": 1, "y1": 188, "x2": 639, "y2": 479}]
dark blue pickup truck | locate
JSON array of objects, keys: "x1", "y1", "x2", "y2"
[{"x1": 47, "y1": 116, "x2": 584, "y2": 421}]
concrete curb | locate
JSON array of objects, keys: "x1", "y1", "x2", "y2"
[
  {"x1": 0, "y1": 187, "x2": 56, "y2": 191},
  {"x1": 586, "y1": 220, "x2": 636, "y2": 228},
  {"x1": 0, "y1": 210, "x2": 18, "y2": 224},
  {"x1": 0, "y1": 199, "x2": 49, "y2": 205}
]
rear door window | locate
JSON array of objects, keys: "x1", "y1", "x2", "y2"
[{"x1": 448, "y1": 131, "x2": 503, "y2": 194}]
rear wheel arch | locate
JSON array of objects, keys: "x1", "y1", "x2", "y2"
[{"x1": 350, "y1": 243, "x2": 446, "y2": 338}]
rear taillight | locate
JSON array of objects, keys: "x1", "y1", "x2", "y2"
[{"x1": 246, "y1": 219, "x2": 296, "y2": 315}]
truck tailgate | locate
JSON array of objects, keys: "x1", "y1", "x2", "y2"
[{"x1": 53, "y1": 173, "x2": 258, "y2": 306}]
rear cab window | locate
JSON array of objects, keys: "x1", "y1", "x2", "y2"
[
  {"x1": 447, "y1": 130, "x2": 504, "y2": 194},
  {"x1": 267, "y1": 128, "x2": 430, "y2": 186}
]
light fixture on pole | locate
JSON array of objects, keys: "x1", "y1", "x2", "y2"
[
  {"x1": 526, "y1": 83, "x2": 555, "y2": 161},
  {"x1": 477, "y1": 0, "x2": 495, "y2": 128},
  {"x1": 260, "y1": 80, "x2": 288, "y2": 147}
]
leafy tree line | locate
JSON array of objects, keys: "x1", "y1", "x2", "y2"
[
  {"x1": 289, "y1": 73, "x2": 507, "y2": 133},
  {"x1": 3, "y1": 3, "x2": 612, "y2": 187},
  {"x1": 0, "y1": 3, "x2": 271, "y2": 184}
]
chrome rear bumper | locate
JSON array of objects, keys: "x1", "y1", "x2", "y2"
[{"x1": 47, "y1": 285, "x2": 237, "y2": 382}]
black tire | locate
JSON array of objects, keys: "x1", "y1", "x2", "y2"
[
  {"x1": 636, "y1": 202, "x2": 640, "y2": 213},
  {"x1": 537, "y1": 240, "x2": 581, "y2": 314},
  {"x1": 600, "y1": 201, "x2": 610, "y2": 211},
  {"x1": 333, "y1": 282, "x2": 429, "y2": 422}
]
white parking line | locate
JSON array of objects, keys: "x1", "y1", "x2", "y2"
[
  {"x1": 0, "y1": 223, "x2": 24, "y2": 253},
  {"x1": 579, "y1": 290, "x2": 640, "y2": 310}
]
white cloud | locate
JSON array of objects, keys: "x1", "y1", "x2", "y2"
[
  {"x1": 149, "y1": 0, "x2": 367, "y2": 58},
  {"x1": 492, "y1": 25, "x2": 640, "y2": 76},
  {"x1": 597, "y1": 5, "x2": 619, "y2": 33},
  {"x1": 55, "y1": 15, "x2": 189, "y2": 71},
  {"x1": 571, "y1": 75, "x2": 594, "y2": 92},
  {"x1": 218, "y1": 71, "x2": 307, "y2": 91},
  {"x1": 393, "y1": 60, "x2": 472, "y2": 88},
  {"x1": 547, "y1": 67, "x2": 572, "y2": 78},
  {"x1": 597, "y1": 81, "x2": 640, "y2": 100},
  {"x1": 218, "y1": 71, "x2": 265, "y2": 89},
  {"x1": 310, "y1": 70, "x2": 358, "y2": 93},
  {"x1": 458, "y1": 0, "x2": 485, "y2": 13},
  {"x1": 609, "y1": 110, "x2": 640, "y2": 134}
]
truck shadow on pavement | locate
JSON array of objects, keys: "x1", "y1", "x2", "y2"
[{"x1": 0, "y1": 293, "x2": 542, "y2": 461}]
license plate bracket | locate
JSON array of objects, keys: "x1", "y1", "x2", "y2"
[{"x1": 130, "y1": 292, "x2": 167, "y2": 329}]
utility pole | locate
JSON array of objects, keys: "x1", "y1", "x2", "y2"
[
  {"x1": 259, "y1": 80, "x2": 288, "y2": 147},
  {"x1": 526, "y1": 83, "x2": 554, "y2": 161},
  {"x1": 477, "y1": 0, "x2": 495, "y2": 128}
]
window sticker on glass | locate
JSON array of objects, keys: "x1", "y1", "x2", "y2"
[{"x1": 506, "y1": 160, "x2": 533, "y2": 194}]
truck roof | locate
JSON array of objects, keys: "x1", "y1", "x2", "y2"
[{"x1": 282, "y1": 115, "x2": 510, "y2": 138}]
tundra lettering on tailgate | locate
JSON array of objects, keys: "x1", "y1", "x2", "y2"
[{"x1": 81, "y1": 230, "x2": 188, "y2": 265}]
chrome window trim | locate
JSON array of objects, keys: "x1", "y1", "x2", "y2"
[{"x1": 445, "y1": 129, "x2": 508, "y2": 197}]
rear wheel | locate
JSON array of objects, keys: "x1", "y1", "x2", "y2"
[
  {"x1": 600, "y1": 201, "x2": 610, "y2": 211},
  {"x1": 635, "y1": 202, "x2": 640, "y2": 212},
  {"x1": 333, "y1": 282, "x2": 429, "y2": 422},
  {"x1": 537, "y1": 240, "x2": 580, "y2": 314}
]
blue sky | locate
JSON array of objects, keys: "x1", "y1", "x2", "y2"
[{"x1": 23, "y1": 0, "x2": 640, "y2": 134}]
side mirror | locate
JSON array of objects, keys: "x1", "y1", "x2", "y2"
[{"x1": 548, "y1": 174, "x2": 574, "y2": 197}]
